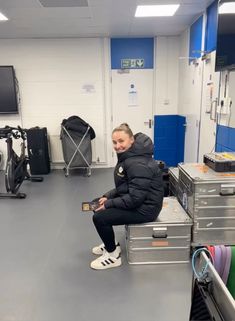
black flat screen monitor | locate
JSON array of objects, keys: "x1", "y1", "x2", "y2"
[
  {"x1": 0, "y1": 66, "x2": 19, "y2": 114},
  {"x1": 215, "y1": 1, "x2": 235, "y2": 71}
]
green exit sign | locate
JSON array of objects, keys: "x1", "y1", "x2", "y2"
[{"x1": 121, "y1": 59, "x2": 145, "y2": 69}]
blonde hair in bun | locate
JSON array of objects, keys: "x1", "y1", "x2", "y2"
[{"x1": 112, "y1": 123, "x2": 134, "y2": 138}]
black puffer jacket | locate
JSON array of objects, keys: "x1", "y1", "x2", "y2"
[
  {"x1": 61, "y1": 116, "x2": 96, "y2": 140},
  {"x1": 104, "y1": 133, "x2": 164, "y2": 220}
]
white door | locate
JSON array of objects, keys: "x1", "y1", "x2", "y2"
[
  {"x1": 111, "y1": 69, "x2": 154, "y2": 138},
  {"x1": 183, "y1": 63, "x2": 202, "y2": 162},
  {"x1": 198, "y1": 52, "x2": 219, "y2": 161}
]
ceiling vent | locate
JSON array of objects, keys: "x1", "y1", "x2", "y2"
[{"x1": 38, "y1": 0, "x2": 88, "y2": 7}]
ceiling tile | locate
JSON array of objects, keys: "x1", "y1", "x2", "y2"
[
  {"x1": 0, "y1": 0, "x2": 216, "y2": 38},
  {"x1": 38, "y1": 0, "x2": 88, "y2": 7}
]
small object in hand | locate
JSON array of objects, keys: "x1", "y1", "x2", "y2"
[
  {"x1": 82, "y1": 201, "x2": 99, "y2": 211},
  {"x1": 82, "y1": 202, "x2": 91, "y2": 211}
]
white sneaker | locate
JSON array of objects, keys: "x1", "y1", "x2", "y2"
[
  {"x1": 90, "y1": 249, "x2": 122, "y2": 270},
  {"x1": 92, "y1": 242, "x2": 121, "y2": 255}
]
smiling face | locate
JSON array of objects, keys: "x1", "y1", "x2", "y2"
[{"x1": 112, "y1": 130, "x2": 134, "y2": 153}]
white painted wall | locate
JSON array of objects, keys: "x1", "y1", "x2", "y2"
[
  {"x1": 2, "y1": 32, "x2": 229, "y2": 168},
  {"x1": 0, "y1": 36, "x2": 180, "y2": 169},
  {"x1": 178, "y1": 29, "x2": 233, "y2": 163},
  {"x1": 154, "y1": 36, "x2": 179, "y2": 115},
  {"x1": 0, "y1": 38, "x2": 111, "y2": 168},
  {"x1": 0, "y1": 30, "x2": 233, "y2": 171},
  {"x1": 198, "y1": 51, "x2": 220, "y2": 161},
  {"x1": 178, "y1": 29, "x2": 201, "y2": 162}
]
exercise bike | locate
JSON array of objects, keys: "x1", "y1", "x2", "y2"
[{"x1": 0, "y1": 126, "x2": 43, "y2": 199}]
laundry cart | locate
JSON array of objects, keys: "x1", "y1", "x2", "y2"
[{"x1": 60, "y1": 116, "x2": 96, "y2": 177}]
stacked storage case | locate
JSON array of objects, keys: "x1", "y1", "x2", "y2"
[
  {"x1": 169, "y1": 167, "x2": 179, "y2": 197},
  {"x1": 178, "y1": 163, "x2": 235, "y2": 246},
  {"x1": 125, "y1": 197, "x2": 192, "y2": 264}
]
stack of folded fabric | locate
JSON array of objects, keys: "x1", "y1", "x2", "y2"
[{"x1": 207, "y1": 245, "x2": 235, "y2": 299}]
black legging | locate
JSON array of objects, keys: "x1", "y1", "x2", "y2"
[{"x1": 92, "y1": 208, "x2": 155, "y2": 252}]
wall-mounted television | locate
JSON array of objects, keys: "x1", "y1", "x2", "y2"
[
  {"x1": 215, "y1": 0, "x2": 235, "y2": 71},
  {"x1": 0, "y1": 66, "x2": 19, "y2": 114}
]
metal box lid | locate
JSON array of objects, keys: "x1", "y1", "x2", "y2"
[
  {"x1": 169, "y1": 167, "x2": 179, "y2": 180},
  {"x1": 178, "y1": 163, "x2": 235, "y2": 183},
  {"x1": 127, "y1": 197, "x2": 192, "y2": 227},
  {"x1": 156, "y1": 197, "x2": 192, "y2": 224}
]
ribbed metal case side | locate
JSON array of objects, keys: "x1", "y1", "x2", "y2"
[{"x1": 125, "y1": 197, "x2": 192, "y2": 265}]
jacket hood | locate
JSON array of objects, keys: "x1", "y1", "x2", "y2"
[{"x1": 117, "y1": 132, "x2": 153, "y2": 161}]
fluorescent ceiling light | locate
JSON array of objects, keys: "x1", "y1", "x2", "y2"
[
  {"x1": 219, "y1": 2, "x2": 235, "y2": 14},
  {"x1": 0, "y1": 12, "x2": 8, "y2": 21},
  {"x1": 135, "y1": 4, "x2": 180, "y2": 17}
]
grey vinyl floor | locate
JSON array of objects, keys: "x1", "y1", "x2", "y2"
[{"x1": 0, "y1": 168, "x2": 192, "y2": 321}]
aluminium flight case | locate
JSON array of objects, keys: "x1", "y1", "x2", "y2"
[
  {"x1": 125, "y1": 197, "x2": 192, "y2": 265},
  {"x1": 178, "y1": 163, "x2": 235, "y2": 246},
  {"x1": 169, "y1": 167, "x2": 179, "y2": 197}
]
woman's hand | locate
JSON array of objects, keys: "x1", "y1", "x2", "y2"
[
  {"x1": 98, "y1": 197, "x2": 107, "y2": 205},
  {"x1": 94, "y1": 204, "x2": 105, "y2": 212},
  {"x1": 94, "y1": 197, "x2": 107, "y2": 212}
]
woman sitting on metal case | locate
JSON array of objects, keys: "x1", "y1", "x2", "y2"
[{"x1": 91, "y1": 123, "x2": 164, "y2": 270}]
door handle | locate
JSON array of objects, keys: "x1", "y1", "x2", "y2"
[
  {"x1": 210, "y1": 98, "x2": 218, "y2": 121},
  {"x1": 144, "y1": 119, "x2": 152, "y2": 128}
]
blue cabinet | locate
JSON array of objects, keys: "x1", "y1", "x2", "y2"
[{"x1": 154, "y1": 115, "x2": 186, "y2": 167}]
